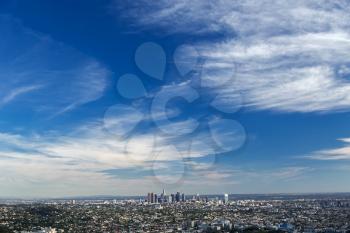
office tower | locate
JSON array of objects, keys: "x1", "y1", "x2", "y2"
[
  {"x1": 160, "y1": 189, "x2": 166, "y2": 203},
  {"x1": 154, "y1": 194, "x2": 158, "y2": 203},
  {"x1": 147, "y1": 193, "x2": 151, "y2": 203},
  {"x1": 160, "y1": 193, "x2": 164, "y2": 203},
  {"x1": 168, "y1": 194, "x2": 173, "y2": 203},
  {"x1": 151, "y1": 192, "x2": 154, "y2": 203},
  {"x1": 181, "y1": 193, "x2": 185, "y2": 202},
  {"x1": 224, "y1": 193, "x2": 229, "y2": 204},
  {"x1": 171, "y1": 194, "x2": 175, "y2": 203},
  {"x1": 176, "y1": 192, "x2": 181, "y2": 202}
]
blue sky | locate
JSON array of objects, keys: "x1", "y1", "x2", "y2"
[{"x1": 0, "y1": 0, "x2": 350, "y2": 197}]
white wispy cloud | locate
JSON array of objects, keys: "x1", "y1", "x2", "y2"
[
  {"x1": 0, "y1": 112, "x2": 226, "y2": 196},
  {"x1": 226, "y1": 166, "x2": 310, "y2": 181},
  {"x1": 0, "y1": 85, "x2": 43, "y2": 106},
  {"x1": 0, "y1": 15, "x2": 110, "y2": 116},
  {"x1": 116, "y1": 0, "x2": 350, "y2": 113},
  {"x1": 0, "y1": 109, "x2": 306, "y2": 197},
  {"x1": 306, "y1": 138, "x2": 350, "y2": 160},
  {"x1": 116, "y1": 0, "x2": 350, "y2": 36},
  {"x1": 0, "y1": 126, "x2": 151, "y2": 197}
]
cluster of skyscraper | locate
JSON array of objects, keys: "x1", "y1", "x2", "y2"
[
  {"x1": 147, "y1": 189, "x2": 185, "y2": 204},
  {"x1": 146, "y1": 190, "x2": 229, "y2": 204}
]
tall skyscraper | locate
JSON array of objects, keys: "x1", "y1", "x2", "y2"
[
  {"x1": 161, "y1": 189, "x2": 166, "y2": 203},
  {"x1": 169, "y1": 194, "x2": 173, "y2": 203},
  {"x1": 176, "y1": 192, "x2": 181, "y2": 202},
  {"x1": 224, "y1": 193, "x2": 229, "y2": 204},
  {"x1": 147, "y1": 193, "x2": 151, "y2": 203},
  {"x1": 151, "y1": 192, "x2": 154, "y2": 203},
  {"x1": 181, "y1": 193, "x2": 185, "y2": 202}
]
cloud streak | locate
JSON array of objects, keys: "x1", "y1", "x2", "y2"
[
  {"x1": 0, "y1": 15, "x2": 110, "y2": 116},
  {"x1": 116, "y1": 0, "x2": 350, "y2": 113},
  {"x1": 0, "y1": 113, "x2": 309, "y2": 197},
  {"x1": 0, "y1": 85, "x2": 43, "y2": 106},
  {"x1": 0, "y1": 112, "x2": 226, "y2": 196},
  {"x1": 306, "y1": 138, "x2": 350, "y2": 160}
]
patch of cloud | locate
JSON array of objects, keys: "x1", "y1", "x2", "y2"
[
  {"x1": 0, "y1": 111, "x2": 230, "y2": 196},
  {"x1": 226, "y1": 166, "x2": 311, "y2": 184},
  {"x1": 0, "y1": 85, "x2": 43, "y2": 106},
  {"x1": 0, "y1": 126, "x2": 149, "y2": 196},
  {"x1": 111, "y1": 0, "x2": 227, "y2": 35},
  {"x1": 0, "y1": 106, "x2": 307, "y2": 197},
  {"x1": 114, "y1": 0, "x2": 350, "y2": 36},
  {"x1": 306, "y1": 138, "x2": 350, "y2": 160},
  {"x1": 116, "y1": 0, "x2": 350, "y2": 113},
  {"x1": 266, "y1": 167, "x2": 311, "y2": 180},
  {"x1": 182, "y1": 166, "x2": 310, "y2": 188},
  {"x1": 0, "y1": 15, "x2": 110, "y2": 115},
  {"x1": 0, "y1": 114, "x2": 314, "y2": 196}
]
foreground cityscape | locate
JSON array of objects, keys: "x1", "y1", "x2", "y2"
[{"x1": 0, "y1": 192, "x2": 349, "y2": 233}]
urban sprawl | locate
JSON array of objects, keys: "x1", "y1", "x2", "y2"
[{"x1": 0, "y1": 191, "x2": 349, "y2": 233}]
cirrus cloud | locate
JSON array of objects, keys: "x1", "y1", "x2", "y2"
[
  {"x1": 0, "y1": 15, "x2": 110, "y2": 116},
  {"x1": 115, "y1": 0, "x2": 350, "y2": 113}
]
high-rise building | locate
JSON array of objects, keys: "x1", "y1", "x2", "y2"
[
  {"x1": 162, "y1": 189, "x2": 167, "y2": 203},
  {"x1": 169, "y1": 194, "x2": 173, "y2": 203},
  {"x1": 147, "y1": 189, "x2": 188, "y2": 204},
  {"x1": 176, "y1": 192, "x2": 181, "y2": 202},
  {"x1": 224, "y1": 193, "x2": 229, "y2": 204},
  {"x1": 151, "y1": 192, "x2": 154, "y2": 203}
]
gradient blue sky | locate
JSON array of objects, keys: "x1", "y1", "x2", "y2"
[{"x1": 0, "y1": 0, "x2": 350, "y2": 197}]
